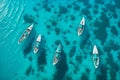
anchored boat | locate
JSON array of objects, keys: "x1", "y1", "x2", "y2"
[
  {"x1": 78, "y1": 17, "x2": 85, "y2": 36},
  {"x1": 53, "y1": 44, "x2": 61, "y2": 65},
  {"x1": 92, "y1": 45, "x2": 99, "y2": 68},
  {"x1": 18, "y1": 24, "x2": 33, "y2": 44},
  {"x1": 33, "y1": 34, "x2": 41, "y2": 54}
]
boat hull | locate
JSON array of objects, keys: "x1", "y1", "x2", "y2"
[
  {"x1": 53, "y1": 44, "x2": 61, "y2": 66},
  {"x1": 78, "y1": 17, "x2": 85, "y2": 36},
  {"x1": 33, "y1": 34, "x2": 41, "y2": 54},
  {"x1": 92, "y1": 45, "x2": 99, "y2": 68},
  {"x1": 18, "y1": 24, "x2": 33, "y2": 44},
  {"x1": 78, "y1": 26, "x2": 84, "y2": 36}
]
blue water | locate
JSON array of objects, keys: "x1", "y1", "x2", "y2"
[{"x1": 0, "y1": 0, "x2": 120, "y2": 80}]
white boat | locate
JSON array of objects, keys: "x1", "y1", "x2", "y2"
[
  {"x1": 53, "y1": 44, "x2": 61, "y2": 65},
  {"x1": 18, "y1": 24, "x2": 33, "y2": 44},
  {"x1": 92, "y1": 45, "x2": 99, "y2": 68},
  {"x1": 78, "y1": 17, "x2": 85, "y2": 36},
  {"x1": 33, "y1": 34, "x2": 41, "y2": 54}
]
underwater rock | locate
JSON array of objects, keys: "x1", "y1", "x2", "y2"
[
  {"x1": 51, "y1": 20, "x2": 57, "y2": 26},
  {"x1": 28, "y1": 56, "x2": 32, "y2": 61},
  {"x1": 86, "y1": 3, "x2": 92, "y2": 9},
  {"x1": 65, "y1": 75, "x2": 72, "y2": 80},
  {"x1": 93, "y1": 9, "x2": 98, "y2": 14},
  {"x1": 25, "y1": 65, "x2": 32, "y2": 76},
  {"x1": 106, "y1": 3, "x2": 118, "y2": 18},
  {"x1": 64, "y1": 39, "x2": 70, "y2": 46},
  {"x1": 103, "y1": 46, "x2": 111, "y2": 53},
  {"x1": 77, "y1": 0, "x2": 89, "y2": 5},
  {"x1": 85, "y1": 68, "x2": 90, "y2": 74},
  {"x1": 94, "y1": 20, "x2": 107, "y2": 45},
  {"x1": 74, "y1": 5, "x2": 80, "y2": 11},
  {"x1": 110, "y1": 69, "x2": 117, "y2": 80},
  {"x1": 69, "y1": 25, "x2": 73, "y2": 28},
  {"x1": 106, "y1": 3, "x2": 116, "y2": 13},
  {"x1": 102, "y1": 7, "x2": 108, "y2": 13},
  {"x1": 96, "y1": 74, "x2": 107, "y2": 80},
  {"x1": 23, "y1": 14, "x2": 35, "y2": 23},
  {"x1": 110, "y1": 26, "x2": 118, "y2": 36},
  {"x1": 55, "y1": 27, "x2": 60, "y2": 35},
  {"x1": 100, "y1": 12, "x2": 110, "y2": 27},
  {"x1": 114, "y1": 0, "x2": 120, "y2": 9},
  {"x1": 118, "y1": 19, "x2": 120, "y2": 28},
  {"x1": 42, "y1": 2, "x2": 51, "y2": 12},
  {"x1": 36, "y1": 3, "x2": 41, "y2": 6},
  {"x1": 74, "y1": 65, "x2": 80, "y2": 74},
  {"x1": 111, "y1": 62, "x2": 119, "y2": 72},
  {"x1": 55, "y1": 40, "x2": 61, "y2": 45},
  {"x1": 67, "y1": 4, "x2": 72, "y2": 8},
  {"x1": 112, "y1": 13, "x2": 118, "y2": 18},
  {"x1": 37, "y1": 65, "x2": 44, "y2": 72},
  {"x1": 86, "y1": 14, "x2": 92, "y2": 20},
  {"x1": 42, "y1": 3, "x2": 47, "y2": 8},
  {"x1": 70, "y1": 15, "x2": 75, "y2": 21},
  {"x1": 95, "y1": 0, "x2": 104, "y2": 4},
  {"x1": 69, "y1": 46, "x2": 76, "y2": 58},
  {"x1": 47, "y1": 31, "x2": 50, "y2": 35},
  {"x1": 45, "y1": 6, "x2": 51, "y2": 12},
  {"x1": 72, "y1": 40, "x2": 77, "y2": 44},
  {"x1": 81, "y1": 8, "x2": 90, "y2": 15},
  {"x1": 109, "y1": 40, "x2": 119, "y2": 51},
  {"x1": 106, "y1": 53, "x2": 119, "y2": 72},
  {"x1": 59, "y1": 6, "x2": 68, "y2": 14},
  {"x1": 46, "y1": 25, "x2": 51, "y2": 29},
  {"x1": 33, "y1": 6, "x2": 39, "y2": 12},
  {"x1": 81, "y1": 73, "x2": 88, "y2": 80},
  {"x1": 75, "y1": 55, "x2": 82, "y2": 64},
  {"x1": 106, "y1": 53, "x2": 114, "y2": 66},
  {"x1": 94, "y1": 4, "x2": 98, "y2": 9},
  {"x1": 36, "y1": 14, "x2": 39, "y2": 18},
  {"x1": 117, "y1": 52, "x2": 120, "y2": 61}
]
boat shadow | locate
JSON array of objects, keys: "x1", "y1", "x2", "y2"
[
  {"x1": 53, "y1": 49, "x2": 68, "y2": 80},
  {"x1": 37, "y1": 36, "x2": 47, "y2": 67},
  {"x1": 23, "y1": 28, "x2": 36, "y2": 57},
  {"x1": 79, "y1": 25, "x2": 91, "y2": 48}
]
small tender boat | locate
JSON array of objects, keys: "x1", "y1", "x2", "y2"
[
  {"x1": 78, "y1": 17, "x2": 85, "y2": 36},
  {"x1": 18, "y1": 24, "x2": 33, "y2": 44},
  {"x1": 33, "y1": 34, "x2": 41, "y2": 54},
  {"x1": 53, "y1": 44, "x2": 61, "y2": 65},
  {"x1": 92, "y1": 45, "x2": 99, "y2": 68}
]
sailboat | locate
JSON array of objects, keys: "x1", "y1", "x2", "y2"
[
  {"x1": 33, "y1": 34, "x2": 41, "y2": 54},
  {"x1": 78, "y1": 17, "x2": 85, "y2": 36},
  {"x1": 53, "y1": 44, "x2": 61, "y2": 65},
  {"x1": 92, "y1": 45, "x2": 99, "y2": 68},
  {"x1": 18, "y1": 24, "x2": 33, "y2": 44}
]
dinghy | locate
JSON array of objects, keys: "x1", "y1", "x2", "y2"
[
  {"x1": 53, "y1": 44, "x2": 61, "y2": 65},
  {"x1": 33, "y1": 34, "x2": 41, "y2": 54},
  {"x1": 18, "y1": 24, "x2": 33, "y2": 44},
  {"x1": 78, "y1": 17, "x2": 85, "y2": 36},
  {"x1": 92, "y1": 45, "x2": 99, "y2": 68}
]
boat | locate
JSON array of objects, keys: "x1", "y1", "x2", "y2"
[
  {"x1": 92, "y1": 45, "x2": 99, "y2": 68},
  {"x1": 18, "y1": 24, "x2": 33, "y2": 44},
  {"x1": 33, "y1": 34, "x2": 41, "y2": 54},
  {"x1": 53, "y1": 44, "x2": 61, "y2": 65},
  {"x1": 78, "y1": 17, "x2": 85, "y2": 36}
]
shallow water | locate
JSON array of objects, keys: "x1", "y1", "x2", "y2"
[{"x1": 0, "y1": 0, "x2": 120, "y2": 80}]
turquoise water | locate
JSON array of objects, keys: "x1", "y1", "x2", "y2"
[{"x1": 0, "y1": 0, "x2": 120, "y2": 80}]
